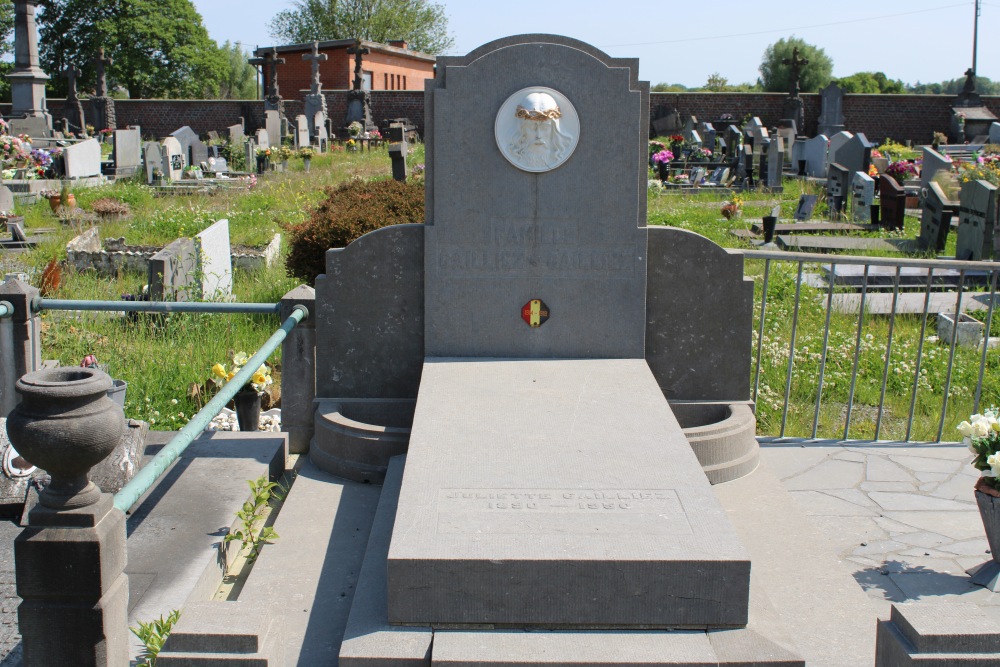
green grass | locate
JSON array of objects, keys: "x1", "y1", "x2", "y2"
[{"x1": 11, "y1": 145, "x2": 992, "y2": 440}]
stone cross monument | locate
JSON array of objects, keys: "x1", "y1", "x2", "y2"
[
  {"x1": 87, "y1": 47, "x2": 116, "y2": 132},
  {"x1": 61, "y1": 65, "x2": 86, "y2": 135},
  {"x1": 302, "y1": 41, "x2": 328, "y2": 139},
  {"x1": 781, "y1": 46, "x2": 808, "y2": 135},
  {"x1": 344, "y1": 39, "x2": 373, "y2": 130},
  {"x1": 7, "y1": 0, "x2": 52, "y2": 132}
]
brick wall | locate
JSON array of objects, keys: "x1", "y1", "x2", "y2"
[{"x1": 6, "y1": 91, "x2": 998, "y2": 146}]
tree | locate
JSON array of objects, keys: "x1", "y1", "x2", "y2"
[
  {"x1": 651, "y1": 82, "x2": 689, "y2": 92},
  {"x1": 757, "y1": 37, "x2": 833, "y2": 94},
  {"x1": 211, "y1": 41, "x2": 257, "y2": 100},
  {"x1": 0, "y1": 0, "x2": 13, "y2": 101},
  {"x1": 704, "y1": 73, "x2": 727, "y2": 92},
  {"x1": 38, "y1": 0, "x2": 227, "y2": 99},
  {"x1": 268, "y1": 0, "x2": 453, "y2": 55},
  {"x1": 836, "y1": 71, "x2": 904, "y2": 94},
  {"x1": 909, "y1": 76, "x2": 1000, "y2": 95}
]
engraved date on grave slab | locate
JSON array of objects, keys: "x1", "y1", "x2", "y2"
[{"x1": 436, "y1": 489, "x2": 693, "y2": 535}]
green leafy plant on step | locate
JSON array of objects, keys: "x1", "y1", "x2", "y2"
[
  {"x1": 224, "y1": 476, "x2": 280, "y2": 563},
  {"x1": 131, "y1": 609, "x2": 181, "y2": 667}
]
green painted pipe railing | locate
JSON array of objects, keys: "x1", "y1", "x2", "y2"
[
  {"x1": 113, "y1": 304, "x2": 308, "y2": 512},
  {"x1": 35, "y1": 298, "x2": 279, "y2": 315},
  {"x1": 0, "y1": 301, "x2": 11, "y2": 318}
]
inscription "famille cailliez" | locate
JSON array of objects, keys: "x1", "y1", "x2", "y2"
[{"x1": 440, "y1": 489, "x2": 678, "y2": 512}]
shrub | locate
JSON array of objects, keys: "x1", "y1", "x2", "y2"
[
  {"x1": 91, "y1": 197, "x2": 131, "y2": 219},
  {"x1": 285, "y1": 178, "x2": 424, "y2": 284}
]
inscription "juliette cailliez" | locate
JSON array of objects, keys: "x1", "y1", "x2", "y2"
[{"x1": 436, "y1": 488, "x2": 693, "y2": 535}]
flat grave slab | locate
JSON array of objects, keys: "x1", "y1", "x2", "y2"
[
  {"x1": 776, "y1": 235, "x2": 915, "y2": 253},
  {"x1": 827, "y1": 291, "x2": 999, "y2": 315},
  {"x1": 387, "y1": 358, "x2": 751, "y2": 629},
  {"x1": 750, "y1": 222, "x2": 879, "y2": 235},
  {"x1": 820, "y1": 264, "x2": 992, "y2": 289}
]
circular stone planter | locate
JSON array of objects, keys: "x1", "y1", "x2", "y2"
[
  {"x1": 311, "y1": 399, "x2": 415, "y2": 484},
  {"x1": 670, "y1": 401, "x2": 759, "y2": 484},
  {"x1": 5, "y1": 367, "x2": 125, "y2": 508}
]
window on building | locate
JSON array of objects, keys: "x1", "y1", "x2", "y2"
[
  {"x1": 403, "y1": 76, "x2": 407, "y2": 89},
  {"x1": 384, "y1": 73, "x2": 388, "y2": 89}
]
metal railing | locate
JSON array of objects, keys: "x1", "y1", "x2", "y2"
[
  {"x1": 113, "y1": 304, "x2": 308, "y2": 512},
  {"x1": 33, "y1": 299, "x2": 280, "y2": 315},
  {"x1": 744, "y1": 248, "x2": 999, "y2": 443}
]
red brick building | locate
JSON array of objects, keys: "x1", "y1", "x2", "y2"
[{"x1": 252, "y1": 39, "x2": 435, "y2": 95}]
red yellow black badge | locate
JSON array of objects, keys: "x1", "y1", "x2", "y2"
[{"x1": 521, "y1": 299, "x2": 550, "y2": 327}]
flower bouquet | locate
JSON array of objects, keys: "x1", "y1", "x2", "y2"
[
  {"x1": 957, "y1": 409, "x2": 1000, "y2": 590},
  {"x1": 885, "y1": 160, "x2": 918, "y2": 184}
]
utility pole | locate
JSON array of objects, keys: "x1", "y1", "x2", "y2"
[{"x1": 973, "y1": 0, "x2": 981, "y2": 75}]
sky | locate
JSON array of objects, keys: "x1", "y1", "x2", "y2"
[{"x1": 191, "y1": 0, "x2": 997, "y2": 88}]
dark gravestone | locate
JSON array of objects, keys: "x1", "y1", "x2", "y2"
[
  {"x1": 725, "y1": 125, "x2": 742, "y2": 157},
  {"x1": 817, "y1": 82, "x2": 845, "y2": 137},
  {"x1": 826, "y1": 162, "x2": 850, "y2": 219},
  {"x1": 879, "y1": 175, "x2": 907, "y2": 231},
  {"x1": 919, "y1": 181, "x2": 959, "y2": 251},
  {"x1": 794, "y1": 194, "x2": 818, "y2": 220},
  {"x1": 956, "y1": 179, "x2": 998, "y2": 260},
  {"x1": 389, "y1": 138, "x2": 408, "y2": 182}
]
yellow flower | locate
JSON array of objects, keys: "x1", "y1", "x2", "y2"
[
  {"x1": 252, "y1": 370, "x2": 267, "y2": 387},
  {"x1": 211, "y1": 363, "x2": 227, "y2": 379},
  {"x1": 226, "y1": 371, "x2": 236, "y2": 381}
]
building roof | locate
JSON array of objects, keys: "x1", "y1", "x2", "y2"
[{"x1": 253, "y1": 39, "x2": 436, "y2": 64}]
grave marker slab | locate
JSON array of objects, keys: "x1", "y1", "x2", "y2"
[
  {"x1": 62, "y1": 137, "x2": 102, "y2": 178},
  {"x1": 919, "y1": 181, "x2": 959, "y2": 251},
  {"x1": 804, "y1": 134, "x2": 829, "y2": 177},
  {"x1": 835, "y1": 132, "x2": 873, "y2": 179},
  {"x1": 817, "y1": 82, "x2": 845, "y2": 136},
  {"x1": 794, "y1": 194, "x2": 818, "y2": 220},
  {"x1": 825, "y1": 131, "x2": 853, "y2": 176},
  {"x1": 161, "y1": 137, "x2": 184, "y2": 181},
  {"x1": 880, "y1": 175, "x2": 907, "y2": 231},
  {"x1": 990, "y1": 122, "x2": 1000, "y2": 144},
  {"x1": 227, "y1": 123, "x2": 244, "y2": 144},
  {"x1": 265, "y1": 110, "x2": 281, "y2": 148},
  {"x1": 851, "y1": 172, "x2": 875, "y2": 223},
  {"x1": 827, "y1": 162, "x2": 850, "y2": 219},
  {"x1": 255, "y1": 128, "x2": 269, "y2": 151},
  {"x1": 956, "y1": 179, "x2": 998, "y2": 260},
  {"x1": 295, "y1": 114, "x2": 309, "y2": 148},
  {"x1": 766, "y1": 136, "x2": 784, "y2": 188},
  {"x1": 0, "y1": 185, "x2": 14, "y2": 213},
  {"x1": 112, "y1": 128, "x2": 141, "y2": 177},
  {"x1": 919, "y1": 147, "x2": 954, "y2": 191},
  {"x1": 170, "y1": 126, "x2": 198, "y2": 165},
  {"x1": 144, "y1": 141, "x2": 163, "y2": 183},
  {"x1": 195, "y1": 219, "x2": 233, "y2": 300}
]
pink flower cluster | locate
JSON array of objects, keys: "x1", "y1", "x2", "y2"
[
  {"x1": 652, "y1": 150, "x2": 674, "y2": 165},
  {"x1": 885, "y1": 160, "x2": 918, "y2": 182}
]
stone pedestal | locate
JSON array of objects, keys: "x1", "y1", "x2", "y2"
[
  {"x1": 0, "y1": 278, "x2": 40, "y2": 419},
  {"x1": 7, "y1": 0, "x2": 51, "y2": 129},
  {"x1": 303, "y1": 93, "x2": 327, "y2": 138},
  {"x1": 280, "y1": 286, "x2": 315, "y2": 455},
  {"x1": 15, "y1": 495, "x2": 129, "y2": 667}
]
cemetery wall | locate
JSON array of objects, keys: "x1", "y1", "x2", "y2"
[{"x1": 4, "y1": 92, "x2": 997, "y2": 145}]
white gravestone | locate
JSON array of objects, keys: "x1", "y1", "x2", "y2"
[
  {"x1": 62, "y1": 138, "x2": 102, "y2": 178},
  {"x1": 195, "y1": 219, "x2": 233, "y2": 300},
  {"x1": 161, "y1": 137, "x2": 184, "y2": 181}
]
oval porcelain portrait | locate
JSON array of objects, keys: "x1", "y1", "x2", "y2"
[{"x1": 495, "y1": 87, "x2": 580, "y2": 173}]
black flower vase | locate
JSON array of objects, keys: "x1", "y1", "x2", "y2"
[
  {"x1": 762, "y1": 216, "x2": 778, "y2": 243},
  {"x1": 657, "y1": 161, "x2": 669, "y2": 182},
  {"x1": 233, "y1": 387, "x2": 261, "y2": 433}
]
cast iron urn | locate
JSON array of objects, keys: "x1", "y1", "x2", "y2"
[{"x1": 6, "y1": 368, "x2": 125, "y2": 509}]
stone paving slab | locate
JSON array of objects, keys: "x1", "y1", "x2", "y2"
[
  {"x1": 757, "y1": 440, "x2": 998, "y2": 618},
  {"x1": 776, "y1": 235, "x2": 916, "y2": 253}
]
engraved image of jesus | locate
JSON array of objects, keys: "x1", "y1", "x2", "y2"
[{"x1": 495, "y1": 87, "x2": 579, "y2": 172}]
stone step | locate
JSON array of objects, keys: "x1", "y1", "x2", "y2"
[{"x1": 238, "y1": 458, "x2": 381, "y2": 665}]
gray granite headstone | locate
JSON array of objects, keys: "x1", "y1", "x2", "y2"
[
  {"x1": 148, "y1": 237, "x2": 197, "y2": 301},
  {"x1": 700, "y1": 122, "x2": 716, "y2": 151},
  {"x1": 423, "y1": 38, "x2": 648, "y2": 358},
  {"x1": 766, "y1": 136, "x2": 783, "y2": 188},
  {"x1": 227, "y1": 123, "x2": 244, "y2": 144},
  {"x1": 956, "y1": 179, "x2": 998, "y2": 260},
  {"x1": 161, "y1": 137, "x2": 184, "y2": 181},
  {"x1": 190, "y1": 138, "x2": 209, "y2": 168},
  {"x1": 144, "y1": 141, "x2": 162, "y2": 183},
  {"x1": 919, "y1": 180, "x2": 959, "y2": 251},
  {"x1": 804, "y1": 134, "x2": 829, "y2": 177},
  {"x1": 112, "y1": 128, "x2": 141, "y2": 176},
  {"x1": 265, "y1": 110, "x2": 281, "y2": 148},
  {"x1": 0, "y1": 185, "x2": 14, "y2": 214},
  {"x1": 835, "y1": 132, "x2": 873, "y2": 179},
  {"x1": 195, "y1": 219, "x2": 233, "y2": 300},
  {"x1": 62, "y1": 137, "x2": 102, "y2": 178},
  {"x1": 9, "y1": 117, "x2": 51, "y2": 139},
  {"x1": 825, "y1": 131, "x2": 853, "y2": 177},
  {"x1": 851, "y1": 172, "x2": 875, "y2": 223},
  {"x1": 170, "y1": 126, "x2": 199, "y2": 163},
  {"x1": 919, "y1": 147, "x2": 954, "y2": 191},
  {"x1": 255, "y1": 128, "x2": 269, "y2": 151},
  {"x1": 817, "y1": 82, "x2": 845, "y2": 136},
  {"x1": 725, "y1": 124, "x2": 742, "y2": 158},
  {"x1": 314, "y1": 111, "x2": 329, "y2": 150},
  {"x1": 295, "y1": 114, "x2": 309, "y2": 148}
]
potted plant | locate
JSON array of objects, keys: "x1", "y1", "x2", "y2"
[
  {"x1": 721, "y1": 194, "x2": 744, "y2": 220},
  {"x1": 275, "y1": 145, "x2": 294, "y2": 171},
  {"x1": 59, "y1": 180, "x2": 76, "y2": 210},
  {"x1": 957, "y1": 410, "x2": 1000, "y2": 590},
  {"x1": 297, "y1": 146, "x2": 315, "y2": 172},
  {"x1": 255, "y1": 147, "x2": 271, "y2": 174},
  {"x1": 39, "y1": 188, "x2": 60, "y2": 212},
  {"x1": 211, "y1": 351, "x2": 273, "y2": 432}
]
